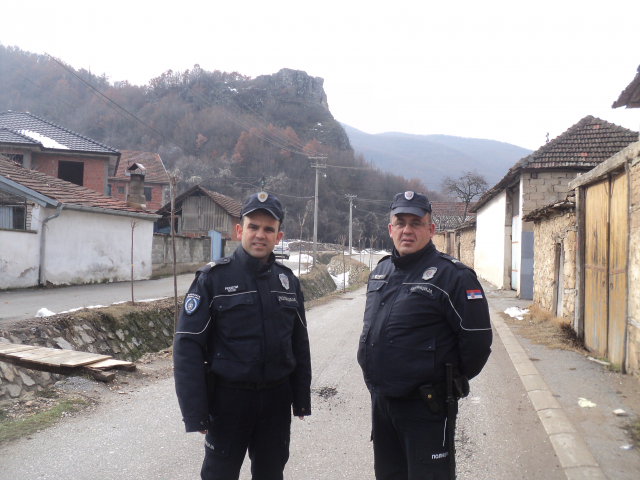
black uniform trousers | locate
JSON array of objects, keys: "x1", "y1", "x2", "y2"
[
  {"x1": 201, "y1": 381, "x2": 293, "y2": 480},
  {"x1": 371, "y1": 392, "x2": 457, "y2": 480}
]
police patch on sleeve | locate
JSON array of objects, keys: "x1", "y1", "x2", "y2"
[
  {"x1": 279, "y1": 273, "x2": 290, "y2": 290},
  {"x1": 184, "y1": 293, "x2": 201, "y2": 315}
]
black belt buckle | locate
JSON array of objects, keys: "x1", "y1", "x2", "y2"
[{"x1": 418, "y1": 384, "x2": 442, "y2": 414}]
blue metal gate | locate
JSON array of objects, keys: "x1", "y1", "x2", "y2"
[{"x1": 209, "y1": 230, "x2": 222, "y2": 261}]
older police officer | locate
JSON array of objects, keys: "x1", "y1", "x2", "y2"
[
  {"x1": 174, "y1": 192, "x2": 311, "y2": 480},
  {"x1": 358, "y1": 192, "x2": 492, "y2": 480}
]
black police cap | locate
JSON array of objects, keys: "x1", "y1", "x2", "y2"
[
  {"x1": 390, "y1": 191, "x2": 432, "y2": 217},
  {"x1": 241, "y1": 192, "x2": 284, "y2": 222}
]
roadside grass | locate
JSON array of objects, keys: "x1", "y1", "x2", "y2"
[
  {"x1": 501, "y1": 303, "x2": 587, "y2": 353},
  {"x1": 0, "y1": 397, "x2": 88, "y2": 445},
  {"x1": 629, "y1": 420, "x2": 640, "y2": 447}
]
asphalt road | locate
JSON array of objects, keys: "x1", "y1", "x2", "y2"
[{"x1": 0, "y1": 285, "x2": 566, "y2": 480}]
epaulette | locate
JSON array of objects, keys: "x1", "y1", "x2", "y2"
[
  {"x1": 376, "y1": 254, "x2": 392, "y2": 265},
  {"x1": 197, "y1": 257, "x2": 231, "y2": 273},
  {"x1": 438, "y1": 252, "x2": 470, "y2": 270},
  {"x1": 275, "y1": 260, "x2": 294, "y2": 273}
]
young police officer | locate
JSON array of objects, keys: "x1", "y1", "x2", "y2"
[
  {"x1": 173, "y1": 192, "x2": 312, "y2": 480},
  {"x1": 358, "y1": 192, "x2": 492, "y2": 480}
]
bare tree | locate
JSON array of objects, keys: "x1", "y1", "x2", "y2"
[
  {"x1": 130, "y1": 220, "x2": 140, "y2": 305},
  {"x1": 440, "y1": 170, "x2": 489, "y2": 222},
  {"x1": 368, "y1": 235, "x2": 377, "y2": 271}
]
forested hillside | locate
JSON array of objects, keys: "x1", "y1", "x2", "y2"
[{"x1": 0, "y1": 45, "x2": 445, "y2": 248}]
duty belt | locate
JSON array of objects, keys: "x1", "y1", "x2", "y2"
[{"x1": 217, "y1": 376, "x2": 289, "y2": 391}]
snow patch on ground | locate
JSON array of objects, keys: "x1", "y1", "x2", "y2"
[
  {"x1": 504, "y1": 307, "x2": 529, "y2": 320},
  {"x1": 35, "y1": 308, "x2": 56, "y2": 317},
  {"x1": 331, "y1": 273, "x2": 349, "y2": 291}
]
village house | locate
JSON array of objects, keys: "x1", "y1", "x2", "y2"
[
  {"x1": 0, "y1": 111, "x2": 120, "y2": 196},
  {"x1": 454, "y1": 217, "x2": 476, "y2": 268},
  {"x1": 153, "y1": 185, "x2": 242, "y2": 273},
  {"x1": 470, "y1": 116, "x2": 638, "y2": 299},
  {"x1": 108, "y1": 150, "x2": 170, "y2": 211},
  {"x1": 430, "y1": 201, "x2": 476, "y2": 255},
  {"x1": 0, "y1": 156, "x2": 159, "y2": 289},
  {"x1": 522, "y1": 196, "x2": 576, "y2": 320}
]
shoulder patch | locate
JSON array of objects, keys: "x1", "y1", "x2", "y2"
[
  {"x1": 197, "y1": 257, "x2": 231, "y2": 273},
  {"x1": 438, "y1": 252, "x2": 470, "y2": 270}
]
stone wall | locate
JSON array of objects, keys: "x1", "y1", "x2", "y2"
[
  {"x1": 152, "y1": 233, "x2": 210, "y2": 276},
  {"x1": 456, "y1": 227, "x2": 476, "y2": 268},
  {"x1": 521, "y1": 171, "x2": 578, "y2": 216},
  {"x1": 532, "y1": 209, "x2": 576, "y2": 319},
  {"x1": 0, "y1": 300, "x2": 175, "y2": 402},
  {"x1": 432, "y1": 232, "x2": 445, "y2": 251},
  {"x1": 627, "y1": 151, "x2": 640, "y2": 378}
]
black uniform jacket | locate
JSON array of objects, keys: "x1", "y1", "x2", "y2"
[
  {"x1": 358, "y1": 241, "x2": 492, "y2": 398},
  {"x1": 173, "y1": 245, "x2": 312, "y2": 432}
]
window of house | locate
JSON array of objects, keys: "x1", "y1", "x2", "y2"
[
  {"x1": 0, "y1": 190, "x2": 27, "y2": 230},
  {"x1": 107, "y1": 184, "x2": 112, "y2": 196},
  {"x1": 5, "y1": 154, "x2": 24, "y2": 165},
  {"x1": 117, "y1": 186, "x2": 125, "y2": 194},
  {"x1": 144, "y1": 187, "x2": 152, "y2": 201},
  {"x1": 58, "y1": 161, "x2": 84, "y2": 186}
]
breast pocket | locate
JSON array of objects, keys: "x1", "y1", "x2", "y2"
[
  {"x1": 367, "y1": 281, "x2": 386, "y2": 293},
  {"x1": 212, "y1": 293, "x2": 254, "y2": 312}
]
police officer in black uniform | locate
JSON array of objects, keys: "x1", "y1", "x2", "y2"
[
  {"x1": 358, "y1": 191, "x2": 492, "y2": 480},
  {"x1": 173, "y1": 192, "x2": 312, "y2": 480}
]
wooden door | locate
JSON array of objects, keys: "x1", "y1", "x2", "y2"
[
  {"x1": 584, "y1": 180, "x2": 609, "y2": 356},
  {"x1": 608, "y1": 172, "x2": 627, "y2": 365}
]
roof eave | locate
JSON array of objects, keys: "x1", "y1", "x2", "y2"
[{"x1": 0, "y1": 174, "x2": 59, "y2": 207}]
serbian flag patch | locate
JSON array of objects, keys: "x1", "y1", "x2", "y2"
[{"x1": 466, "y1": 290, "x2": 483, "y2": 300}]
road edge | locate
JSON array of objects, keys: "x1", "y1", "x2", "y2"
[{"x1": 490, "y1": 308, "x2": 607, "y2": 480}]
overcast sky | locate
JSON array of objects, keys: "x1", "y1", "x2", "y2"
[{"x1": 3, "y1": 0, "x2": 639, "y2": 150}]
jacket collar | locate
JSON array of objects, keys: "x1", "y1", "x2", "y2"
[
  {"x1": 234, "y1": 245, "x2": 275, "y2": 277},
  {"x1": 391, "y1": 240, "x2": 435, "y2": 269}
]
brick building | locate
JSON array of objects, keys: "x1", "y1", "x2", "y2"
[
  {"x1": 108, "y1": 150, "x2": 170, "y2": 211},
  {"x1": 0, "y1": 112, "x2": 120, "y2": 196},
  {"x1": 470, "y1": 116, "x2": 638, "y2": 299}
]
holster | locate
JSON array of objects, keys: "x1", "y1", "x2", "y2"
[
  {"x1": 418, "y1": 384, "x2": 442, "y2": 414},
  {"x1": 205, "y1": 363, "x2": 216, "y2": 402}
]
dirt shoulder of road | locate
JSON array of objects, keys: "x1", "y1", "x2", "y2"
[{"x1": 0, "y1": 348, "x2": 174, "y2": 445}]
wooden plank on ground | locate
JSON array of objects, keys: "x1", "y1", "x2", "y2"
[
  {"x1": 58, "y1": 352, "x2": 112, "y2": 368},
  {"x1": 0, "y1": 344, "x2": 38, "y2": 354},
  {"x1": 6, "y1": 348, "x2": 70, "y2": 361},
  {"x1": 83, "y1": 367, "x2": 117, "y2": 382},
  {"x1": 87, "y1": 359, "x2": 136, "y2": 371}
]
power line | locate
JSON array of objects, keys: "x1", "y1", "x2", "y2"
[
  {"x1": 13, "y1": 71, "x2": 77, "y2": 111},
  {"x1": 45, "y1": 53, "x2": 188, "y2": 153}
]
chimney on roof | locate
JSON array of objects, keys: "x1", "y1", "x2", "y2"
[{"x1": 126, "y1": 163, "x2": 146, "y2": 209}]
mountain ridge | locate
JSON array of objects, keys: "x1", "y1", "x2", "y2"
[{"x1": 342, "y1": 124, "x2": 533, "y2": 186}]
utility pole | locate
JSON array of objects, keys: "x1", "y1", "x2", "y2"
[
  {"x1": 309, "y1": 160, "x2": 326, "y2": 266},
  {"x1": 346, "y1": 195, "x2": 357, "y2": 256}
]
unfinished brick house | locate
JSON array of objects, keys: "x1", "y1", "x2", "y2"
[
  {"x1": 108, "y1": 150, "x2": 170, "y2": 211},
  {"x1": 0, "y1": 111, "x2": 120, "y2": 196},
  {"x1": 470, "y1": 116, "x2": 638, "y2": 299},
  {"x1": 430, "y1": 202, "x2": 476, "y2": 256}
]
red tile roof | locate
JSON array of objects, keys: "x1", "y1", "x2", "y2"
[
  {"x1": 157, "y1": 185, "x2": 242, "y2": 218},
  {"x1": 0, "y1": 156, "x2": 156, "y2": 215},
  {"x1": 471, "y1": 116, "x2": 638, "y2": 212},
  {"x1": 431, "y1": 202, "x2": 476, "y2": 216},
  {"x1": 111, "y1": 150, "x2": 170, "y2": 185}
]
